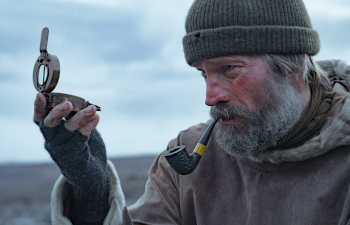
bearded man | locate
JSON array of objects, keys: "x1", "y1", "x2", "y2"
[{"x1": 34, "y1": 0, "x2": 350, "y2": 224}]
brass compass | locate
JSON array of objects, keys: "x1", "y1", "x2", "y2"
[{"x1": 33, "y1": 27, "x2": 101, "y2": 119}]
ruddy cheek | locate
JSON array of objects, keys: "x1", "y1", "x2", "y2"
[{"x1": 231, "y1": 77, "x2": 260, "y2": 106}]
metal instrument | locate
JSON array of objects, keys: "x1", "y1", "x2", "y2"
[{"x1": 33, "y1": 27, "x2": 100, "y2": 119}]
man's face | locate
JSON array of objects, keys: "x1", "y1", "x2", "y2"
[
  {"x1": 194, "y1": 55, "x2": 272, "y2": 113},
  {"x1": 193, "y1": 55, "x2": 304, "y2": 155}
]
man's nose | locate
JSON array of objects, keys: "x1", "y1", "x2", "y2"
[{"x1": 205, "y1": 75, "x2": 230, "y2": 106}]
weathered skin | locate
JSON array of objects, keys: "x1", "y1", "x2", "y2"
[{"x1": 193, "y1": 55, "x2": 311, "y2": 121}]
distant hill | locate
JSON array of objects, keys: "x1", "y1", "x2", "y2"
[{"x1": 0, "y1": 155, "x2": 157, "y2": 225}]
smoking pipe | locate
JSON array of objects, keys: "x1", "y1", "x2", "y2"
[{"x1": 164, "y1": 119, "x2": 218, "y2": 175}]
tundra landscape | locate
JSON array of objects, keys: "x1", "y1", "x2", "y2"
[{"x1": 0, "y1": 156, "x2": 156, "y2": 225}]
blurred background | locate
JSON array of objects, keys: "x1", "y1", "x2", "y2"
[
  {"x1": 0, "y1": 0, "x2": 350, "y2": 164},
  {"x1": 0, "y1": 0, "x2": 349, "y2": 224}
]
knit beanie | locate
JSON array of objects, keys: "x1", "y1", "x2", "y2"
[{"x1": 183, "y1": 0, "x2": 320, "y2": 65}]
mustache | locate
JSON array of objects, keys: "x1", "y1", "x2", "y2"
[{"x1": 210, "y1": 102, "x2": 252, "y2": 120}]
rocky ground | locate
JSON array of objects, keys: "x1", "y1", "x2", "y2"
[{"x1": 0, "y1": 156, "x2": 156, "y2": 225}]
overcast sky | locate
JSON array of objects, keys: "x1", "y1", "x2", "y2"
[{"x1": 0, "y1": 0, "x2": 349, "y2": 164}]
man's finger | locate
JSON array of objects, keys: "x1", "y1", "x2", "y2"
[
  {"x1": 78, "y1": 114, "x2": 100, "y2": 136},
  {"x1": 34, "y1": 93, "x2": 48, "y2": 123},
  {"x1": 64, "y1": 105, "x2": 97, "y2": 132},
  {"x1": 44, "y1": 101, "x2": 73, "y2": 127}
]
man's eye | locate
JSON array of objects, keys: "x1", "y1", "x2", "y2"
[
  {"x1": 225, "y1": 66, "x2": 235, "y2": 70},
  {"x1": 224, "y1": 65, "x2": 240, "y2": 78},
  {"x1": 197, "y1": 69, "x2": 206, "y2": 77}
]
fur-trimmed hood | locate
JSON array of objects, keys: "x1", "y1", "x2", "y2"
[{"x1": 249, "y1": 59, "x2": 350, "y2": 164}]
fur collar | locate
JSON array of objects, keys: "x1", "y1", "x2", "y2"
[{"x1": 248, "y1": 59, "x2": 350, "y2": 164}]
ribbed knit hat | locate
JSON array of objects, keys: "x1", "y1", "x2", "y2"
[{"x1": 183, "y1": 0, "x2": 320, "y2": 65}]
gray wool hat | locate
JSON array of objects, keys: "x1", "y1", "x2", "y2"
[{"x1": 183, "y1": 0, "x2": 320, "y2": 65}]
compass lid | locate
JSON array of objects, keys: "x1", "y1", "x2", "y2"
[{"x1": 33, "y1": 28, "x2": 60, "y2": 93}]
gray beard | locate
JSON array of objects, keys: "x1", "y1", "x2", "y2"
[{"x1": 210, "y1": 73, "x2": 304, "y2": 157}]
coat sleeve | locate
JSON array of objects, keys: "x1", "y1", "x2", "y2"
[{"x1": 50, "y1": 160, "x2": 132, "y2": 225}]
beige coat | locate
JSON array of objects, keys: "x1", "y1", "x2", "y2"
[{"x1": 51, "y1": 59, "x2": 350, "y2": 225}]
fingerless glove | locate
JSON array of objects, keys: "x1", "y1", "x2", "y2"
[{"x1": 39, "y1": 119, "x2": 110, "y2": 224}]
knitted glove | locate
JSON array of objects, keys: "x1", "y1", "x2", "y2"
[{"x1": 39, "y1": 119, "x2": 110, "y2": 224}]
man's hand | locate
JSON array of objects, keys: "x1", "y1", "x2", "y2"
[{"x1": 34, "y1": 93, "x2": 99, "y2": 136}]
